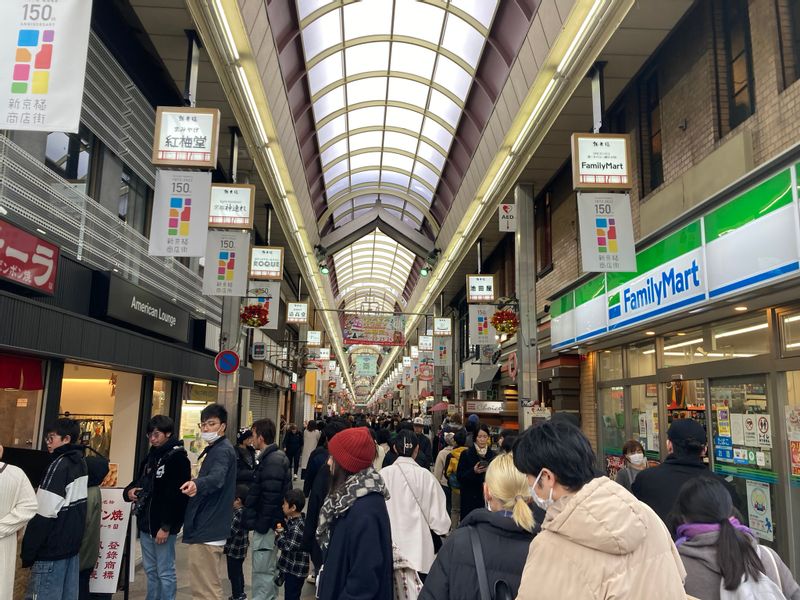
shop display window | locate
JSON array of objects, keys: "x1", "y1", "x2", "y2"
[
  {"x1": 598, "y1": 348, "x2": 623, "y2": 381},
  {"x1": 626, "y1": 341, "x2": 656, "y2": 378},
  {"x1": 780, "y1": 310, "x2": 800, "y2": 356},
  {"x1": 599, "y1": 386, "x2": 625, "y2": 462},
  {"x1": 663, "y1": 313, "x2": 769, "y2": 367},
  {"x1": 631, "y1": 384, "x2": 659, "y2": 455},
  {"x1": 152, "y1": 378, "x2": 171, "y2": 417}
]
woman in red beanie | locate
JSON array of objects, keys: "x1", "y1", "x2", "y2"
[{"x1": 315, "y1": 427, "x2": 393, "y2": 600}]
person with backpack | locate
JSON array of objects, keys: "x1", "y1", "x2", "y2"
[
  {"x1": 433, "y1": 430, "x2": 456, "y2": 515},
  {"x1": 444, "y1": 429, "x2": 468, "y2": 528},
  {"x1": 673, "y1": 477, "x2": 800, "y2": 599}
]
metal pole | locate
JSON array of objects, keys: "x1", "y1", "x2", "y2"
[
  {"x1": 514, "y1": 183, "x2": 537, "y2": 430},
  {"x1": 265, "y1": 205, "x2": 272, "y2": 245},
  {"x1": 590, "y1": 62, "x2": 607, "y2": 134},
  {"x1": 229, "y1": 127, "x2": 240, "y2": 183},
  {"x1": 183, "y1": 30, "x2": 201, "y2": 107},
  {"x1": 477, "y1": 239, "x2": 483, "y2": 274}
]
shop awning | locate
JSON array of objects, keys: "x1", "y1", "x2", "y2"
[
  {"x1": 473, "y1": 365, "x2": 500, "y2": 392},
  {"x1": 0, "y1": 355, "x2": 43, "y2": 390}
]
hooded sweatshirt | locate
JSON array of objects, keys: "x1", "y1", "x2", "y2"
[
  {"x1": 516, "y1": 477, "x2": 686, "y2": 599},
  {"x1": 678, "y1": 531, "x2": 800, "y2": 600}
]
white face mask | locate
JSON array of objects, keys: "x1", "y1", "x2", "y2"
[
  {"x1": 628, "y1": 452, "x2": 645, "y2": 466},
  {"x1": 530, "y1": 470, "x2": 554, "y2": 511},
  {"x1": 201, "y1": 431, "x2": 221, "y2": 443}
]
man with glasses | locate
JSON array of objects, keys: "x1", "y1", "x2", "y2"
[
  {"x1": 124, "y1": 415, "x2": 190, "y2": 600},
  {"x1": 180, "y1": 404, "x2": 237, "y2": 600},
  {"x1": 21, "y1": 418, "x2": 88, "y2": 600}
]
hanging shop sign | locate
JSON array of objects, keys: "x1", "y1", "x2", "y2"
[
  {"x1": 466, "y1": 274, "x2": 497, "y2": 303},
  {"x1": 247, "y1": 280, "x2": 280, "y2": 330},
  {"x1": 202, "y1": 230, "x2": 250, "y2": 297},
  {"x1": 0, "y1": 0, "x2": 93, "y2": 133},
  {"x1": 354, "y1": 354, "x2": 378, "y2": 377},
  {"x1": 435, "y1": 337, "x2": 452, "y2": 367},
  {"x1": 251, "y1": 342, "x2": 267, "y2": 361},
  {"x1": 418, "y1": 335, "x2": 433, "y2": 352},
  {"x1": 149, "y1": 170, "x2": 211, "y2": 257},
  {"x1": 319, "y1": 348, "x2": 331, "y2": 361},
  {"x1": 433, "y1": 317, "x2": 452, "y2": 336},
  {"x1": 104, "y1": 275, "x2": 189, "y2": 342},
  {"x1": 287, "y1": 302, "x2": 309, "y2": 324},
  {"x1": 469, "y1": 304, "x2": 497, "y2": 346},
  {"x1": 419, "y1": 357, "x2": 434, "y2": 381},
  {"x1": 89, "y1": 488, "x2": 132, "y2": 594},
  {"x1": 498, "y1": 203, "x2": 516, "y2": 232},
  {"x1": 342, "y1": 313, "x2": 406, "y2": 346},
  {"x1": 571, "y1": 133, "x2": 632, "y2": 190},
  {"x1": 152, "y1": 106, "x2": 220, "y2": 169},
  {"x1": 0, "y1": 218, "x2": 59, "y2": 294},
  {"x1": 402, "y1": 356, "x2": 412, "y2": 368},
  {"x1": 410, "y1": 345, "x2": 419, "y2": 359},
  {"x1": 552, "y1": 167, "x2": 800, "y2": 350},
  {"x1": 208, "y1": 184, "x2": 255, "y2": 229},
  {"x1": 307, "y1": 330, "x2": 322, "y2": 346},
  {"x1": 577, "y1": 192, "x2": 636, "y2": 272},
  {"x1": 250, "y1": 246, "x2": 284, "y2": 280}
]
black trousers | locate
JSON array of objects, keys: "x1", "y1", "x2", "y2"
[
  {"x1": 288, "y1": 452, "x2": 300, "y2": 474},
  {"x1": 227, "y1": 556, "x2": 245, "y2": 598},
  {"x1": 284, "y1": 574, "x2": 305, "y2": 600}
]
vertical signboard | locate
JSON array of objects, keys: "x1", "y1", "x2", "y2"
[
  {"x1": 89, "y1": 488, "x2": 132, "y2": 593},
  {"x1": 247, "y1": 281, "x2": 280, "y2": 330},
  {"x1": 498, "y1": 203, "x2": 516, "y2": 231},
  {"x1": 152, "y1": 106, "x2": 221, "y2": 168},
  {"x1": 577, "y1": 192, "x2": 636, "y2": 272},
  {"x1": 202, "y1": 230, "x2": 250, "y2": 296},
  {"x1": 149, "y1": 170, "x2": 211, "y2": 257},
  {"x1": 468, "y1": 305, "x2": 497, "y2": 345},
  {"x1": 0, "y1": 0, "x2": 93, "y2": 133},
  {"x1": 435, "y1": 337, "x2": 452, "y2": 367}
]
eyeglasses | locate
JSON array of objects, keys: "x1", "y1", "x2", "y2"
[
  {"x1": 145, "y1": 430, "x2": 165, "y2": 439},
  {"x1": 198, "y1": 420, "x2": 222, "y2": 431},
  {"x1": 45, "y1": 434, "x2": 59, "y2": 443}
]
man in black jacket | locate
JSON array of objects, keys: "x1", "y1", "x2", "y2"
[
  {"x1": 124, "y1": 415, "x2": 191, "y2": 600},
  {"x1": 413, "y1": 417, "x2": 433, "y2": 470},
  {"x1": 633, "y1": 418, "x2": 742, "y2": 523},
  {"x1": 21, "y1": 418, "x2": 88, "y2": 600},
  {"x1": 244, "y1": 418, "x2": 290, "y2": 600}
]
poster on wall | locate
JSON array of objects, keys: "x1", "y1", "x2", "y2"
[
  {"x1": 152, "y1": 106, "x2": 220, "y2": 168},
  {"x1": 89, "y1": 488, "x2": 132, "y2": 593},
  {"x1": 577, "y1": 192, "x2": 636, "y2": 272},
  {"x1": 342, "y1": 313, "x2": 406, "y2": 346},
  {"x1": 247, "y1": 280, "x2": 280, "y2": 330},
  {"x1": 202, "y1": 230, "x2": 249, "y2": 296},
  {"x1": 468, "y1": 304, "x2": 497, "y2": 346},
  {"x1": 208, "y1": 184, "x2": 255, "y2": 229},
  {"x1": 0, "y1": 0, "x2": 93, "y2": 133},
  {"x1": 786, "y1": 407, "x2": 800, "y2": 477},
  {"x1": 148, "y1": 170, "x2": 211, "y2": 257},
  {"x1": 745, "y1": 480, "x2": 774, "y2": 542}
]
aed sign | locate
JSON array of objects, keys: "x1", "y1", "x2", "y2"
[{"x1": 498, "y1": 204, "x2": 516, "y2": 232}]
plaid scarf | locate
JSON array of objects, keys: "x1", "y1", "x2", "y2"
[{"x1": 316, "y1": 466, "x2": 389, "y2": 552}]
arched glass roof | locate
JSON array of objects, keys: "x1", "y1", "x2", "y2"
[{"x1": 298, "y1": 0, "x2": 499, "y2": 311}]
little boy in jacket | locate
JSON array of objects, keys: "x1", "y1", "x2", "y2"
[{"x1": 276, "y1": 489, "x2": 309, "y2": 600}]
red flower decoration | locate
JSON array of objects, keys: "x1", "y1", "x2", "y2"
[
  {"x1": 490, "y1": 309, "x2": 519, "y2": 335},
  {"x1": 240, "y1": 304, "x2": 270, "y2": 327}
]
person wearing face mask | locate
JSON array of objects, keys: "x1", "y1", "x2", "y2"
[
  {"x1": 180, "y1": 404, "x2": 237, "y2": 600},
  {"x1": 456, "y1": 424, "x2": 497, "y2": 520},
  {"x1": 513, "y1": 420, "x2": 687, "y2": 600},
  {"x1": 614, "y1": 440, "x2": 648, "y2": 491}
]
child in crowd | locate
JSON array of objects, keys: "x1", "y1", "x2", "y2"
[
  {"x1": 276, "y1": 488, "x2": 310, "y2": 600},
  {"x1": 224, "y1": 485, "x2": 250, "y2": 600}
]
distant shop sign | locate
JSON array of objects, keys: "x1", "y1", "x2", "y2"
[
  {"x1": 0, "y1": 219, "x2": 59, "y2": 294},
  {"x1": 287, "y1": 302, "x2": 309, "y2": 324},
  {"x1": 250, "y1": 247, "x2": 284, "y2": 280},
  {"x1": 465, "y1": 401, "x2": 503, "y2": 414},
  {"x1": 571, "y1": 133, "x2": 632, "y2": 190}
]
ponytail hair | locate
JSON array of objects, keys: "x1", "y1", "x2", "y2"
[
  {"x1": 484, "y1": 453, "x2": 535, "y2": 532},
  {"x1": 673, "y1": 477, "x2": 763, "y2": 590}
]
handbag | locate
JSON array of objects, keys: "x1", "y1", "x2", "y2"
[
  {"x1": 396, "y1": 463, "x2": 445, "y2": 552},
  {"x1": 468, "y1": 526, "x2": 513, "y2": 600}
]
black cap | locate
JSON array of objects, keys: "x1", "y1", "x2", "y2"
[{"x1": 667, "y1": 419, "x2": 706, "y2": 444}]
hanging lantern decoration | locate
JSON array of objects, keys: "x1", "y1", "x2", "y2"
[
  {"x1": 240, "y1": 304, "x2": 270, "y2": 328},
  {"x1": 490, "y1": 308, "x2": 519, "y2": 335}
]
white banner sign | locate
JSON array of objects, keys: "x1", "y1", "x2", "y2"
[
  {"x1": 149, "y1": 170, "x2": 211, "y2": 257},
  {"x1": 152, "y1": 106, "x2": 220, "y2": 168},
  {"x1": 578, "y1": 192, "x2": 636, "y2": 272},
  {"x1": 469, "y1": 304, "x2": 497, "y2": 345},
  {"x1": 248, "y1": 280, "x2": 280, "y2": 330},
  {"x1": 307, "y1": 330, "x2": 321, "y2": 346},
  {"x1": 498, "y1": 203, "x2": 516, "y2": 231},
  {"x1": 402, "y1": 356, "x2": 412, "y2": 368},
  {"x1": 466, "y1": 274, "x2": 496, "y2": 303},
  {"x1": 572, "y1": 133, "x2": 632, "y2": 190},
  {"x1": 433, "y1": 317, "x2": 452, "y2": 336},
  {"x1": 319, "y1": 348, "x2": 330, "y2": 361},
  {"x1": 89, "y1": 488, "x2": 132, "y2": 593},
  {"x1": 209, "y1": 184, "x2": 255, "y2": 229},
  {"x1": 202, "y1": 230, "x2": 250, "y2": 296},
  {"x1": 410, "y1": 346, "x2": 419, "y2": 359},
  {"x1": 250, "y1": 247, "x2": 284, "y2": 280},
  {"x1": 435, "y1": 337, "x2": 452, "y2": 367},
  {"x1": 287, "y1": 302, "x2": 308, "y2": 324},
  {"x1": 418, "y1": 335, "x2": 433, "y2": 351},
  {"x1": 0, "y1": 0, "x2": 92, "y2": 133}
]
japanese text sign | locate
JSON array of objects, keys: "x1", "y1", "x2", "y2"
[
  {"x1": 571, "y1": 133, "x2": 632, "y2": 190},
  {"x1": 577, "y1": 192, "x2": 636, "y2": 272},
  {"x1": 149, "y1": 170, "x2": 211, "y2": 257},
  {"x1": 202, "y1": 230, "x2": 250, "y2": 297},
  {"x1": 433, "y1": 317, "x2": 452, "y2": 336},
  {"x1": 319, "y1": 348, "x2": 330, "y2": 361},
  {"x1": 0, "y1": 0, "x2": 92, "y2": 133},
  {"x1": 89, "y1": 488, "x2": 131, "y2": 594},
  {"x1": 498, "y1": 203, "x2": 516, "y2": 232},
  {"x1": 342, "y1": 313, "x2": 406, "y2": 346},
  {"x1": 152, "y1": 106, "x2": 220, "y2": 169},
  {"x1": 287, "y1": 302, "x2": 308, "y2": 324},
  {"x1": 0, "y1": 219, "x2": 58, "y2": 293},
  {"x1": 418, "y1": 335, "x2": 433, "y2": 351},
  {"x1": 250, "y1": 247, "x2": 284, "y2": 280},
  {"x1": 466, "y1": 274, "x2": 497, "y2": 303},
  {"x1": 209, "y1": 184, "x2": 255, "y2": 229},
  {"x1": 307, "y1": 330, "x2": 321, "y2": 346}
]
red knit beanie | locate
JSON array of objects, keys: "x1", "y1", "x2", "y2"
[{"x1": 328, "y1": 427, "x2": 376, "y2": 473}]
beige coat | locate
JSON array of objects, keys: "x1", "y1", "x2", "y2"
[{"x1": 516, "y1": 477, "x2": 687, "y2": 600}]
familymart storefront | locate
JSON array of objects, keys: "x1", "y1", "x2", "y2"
[{"x1": 551, "y1": 147, "x2": 800, "y2": 574}]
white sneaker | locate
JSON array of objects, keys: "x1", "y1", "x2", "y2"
[
  {"x1": 293, "y1": 474, "x2": 298, "y2": 480},
  {"x1": 306, "y1": 574, "x2": 316, "y2": 584}
]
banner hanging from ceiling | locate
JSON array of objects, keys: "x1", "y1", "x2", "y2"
[
  {"x1": 433, "y1": 317, "x2": 452, "y2": 336},
  {"x1": 435, "y1": 337, "x2": 452, "y2": 367},
  {"x1": 149, "y1": 170, "x2": 211, "y2": 257},
  {"x1": 418, "y1": 335, "x2": 433, "y2": 351},
  {"x1": 354, "y1": 354, "x2": 378, "y2": 377},
  {"x1": 209, "y1": 184, "x2": 255, "y2": 229},
  {"x1": 577, "y1": 192, "x2": 636, "y2": 272},
  {"x1": 247, "y1": 280, "x2": 280, "y2": 330},
  {"x1": 468, "y1": 304, "x2": 497, "y2": 346},
  {"x1": 152, "y1": 106, "x2": 220, "y2": 169},
  {"x1": 0, "y1": 0, "x2": 93, "y2": 133},
  {"x1": 342, "y1": 313, "x2": 406, "y2": 346},
  {"x1": 202, "y1": 230, "x2": 250, "y2": 297}
]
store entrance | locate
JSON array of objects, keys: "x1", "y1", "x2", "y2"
[{"x1": 666, "y1": 379, "x2": 708, "y2": 459}]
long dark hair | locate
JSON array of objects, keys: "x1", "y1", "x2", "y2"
[
  {"x1": 328, "y1": 457, "x2": 357, "y2": 494},
  {"x1": 673, "y1": 477, "x2": 762, "y2": 590}
]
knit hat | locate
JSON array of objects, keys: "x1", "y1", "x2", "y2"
[
  {"x1": 667, "y1": 418, "x2": 706, "y2": 444},
  {"x1": 328, "y1": 427, "x2": 376, "y2": 473},
  {"x1": 468, "y1": 414, "x2": 480, "y2": 425}
]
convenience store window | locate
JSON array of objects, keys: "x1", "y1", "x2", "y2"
[
  {"x1": 598, "y1": 348, "x2": 623, "y2": 381},
  {"x1": 599, "y1": 386, "x2": 625, "y2": 467}
]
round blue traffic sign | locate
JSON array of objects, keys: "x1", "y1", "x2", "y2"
[{"x1": 215, "y1": 350, "x2": 240, "y2": 374}]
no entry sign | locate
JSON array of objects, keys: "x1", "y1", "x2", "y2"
[{"x1": 215, "y1": 350, "x2": 240, "y2": 374}]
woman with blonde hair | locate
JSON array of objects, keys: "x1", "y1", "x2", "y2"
[{"x1": 419, "y1": 453, "x2": 537, "y2": 599}]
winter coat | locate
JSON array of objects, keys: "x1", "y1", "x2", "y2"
[
  {"x1": 433, "y1": 447, "x2": 453, "y2": 486},
  {"x1": 79, "y1": 455, "x2": 109, "y2": 571},
  {"x1": 419, "y1": 508, "x2": 535, "y2": 600},
  {"x1": 0, "y1": 461, "x2": 36, "y2": 600},
  {"x1": 282, "y1": 431, "x2": 303, "y2": 457},
  {"x1": 678, "y1": 531, "x2": 800, "y2": 600},
  {"x1": 516, "y1": 477, "x2": 687, "y2": 600},
  {"x1": 632, "y1": 455, "x2": 742, "y2": 524},
  {"x1": 456, "y1": 446, "x2": 497, "y2": 520},
  {"x1": 21, "y1": 444, "x2": 88, "y2": 566},
  {"x1": 300, "y1": 429, "x2": 320, "y2": 471},
  {"x1": 182, "y1": 437, "x2": 237, "y2": 544},
  {"x1": 235, "y1": 445, "x2": 256, "y2": 484},
  {"x1": 317, "y1": 492, "x2": 393, "y2": 600},
  {"x1": 614, "y1": 464, "x2": 643, "y2": 491},
  {"x1": 303, "y1": 446, "x2": 328, "y2": 497},
  {"x1": 416, "y1": 433, "x2": 433, "y2": 470},
  {"x1": 301, "y1": 455, "x2": 329, "y2": 567},
  {"x1": 373, "y1": 443, "x2": 386, "y2": 472},
  {"x1": 244, "y1": 444, "x2": 291, "y2": 534},
  {"x1": 123, "y1": 437, "x2": 191, "y2": 536}
]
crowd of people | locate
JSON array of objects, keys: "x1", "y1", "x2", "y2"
[{"x1": 2, "y1": 406, "x2": 800, "y2": 600}]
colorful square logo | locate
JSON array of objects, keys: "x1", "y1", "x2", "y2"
[
  {"x1": 595, "y1": 217, "x2": 617, "y2": 253},
  {"x1": 168, "y1": 197, "x2": 192, "y2": 237},
  {"x1": 11, "y1": 29, "x2": 54, "y2": 94},
  {"x1": 217, "y1": 251, "x2": 236, "y2": 281}
]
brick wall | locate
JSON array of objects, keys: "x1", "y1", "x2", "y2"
[{"x1": 580, "y1": 351, "x2": 598, "y2": 450}]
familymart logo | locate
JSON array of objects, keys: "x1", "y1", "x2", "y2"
[{"x1": 609, "y1": 260, "x2": 702, "y2": 320}]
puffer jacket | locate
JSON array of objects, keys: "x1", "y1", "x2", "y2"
[
  {"x1": 243, "y1": 444, "x2": 291, "y2": 534},
  {"x1": 516, "y1": 477, "x2": 687, "y2": 599}
]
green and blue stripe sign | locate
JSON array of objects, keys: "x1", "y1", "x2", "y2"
[{"x1": 551, "y1": 166, "x2": 800, "y2": 350}]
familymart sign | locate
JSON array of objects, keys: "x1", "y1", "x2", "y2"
[{"x1": 551, "y1": 166, "x2": 799, "y2": 350}]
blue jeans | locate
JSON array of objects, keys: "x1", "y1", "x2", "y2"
[
  {"x1": 25, "y1": 554, "x2": 79, "y2": 600},
  {"x1": 140, "y1": 532, "x2": 178, "y2": 600}
]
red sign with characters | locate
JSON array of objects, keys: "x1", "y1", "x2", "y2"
[{"x1": 0, "y1": 219, "x2": 59, "y2": 294}]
